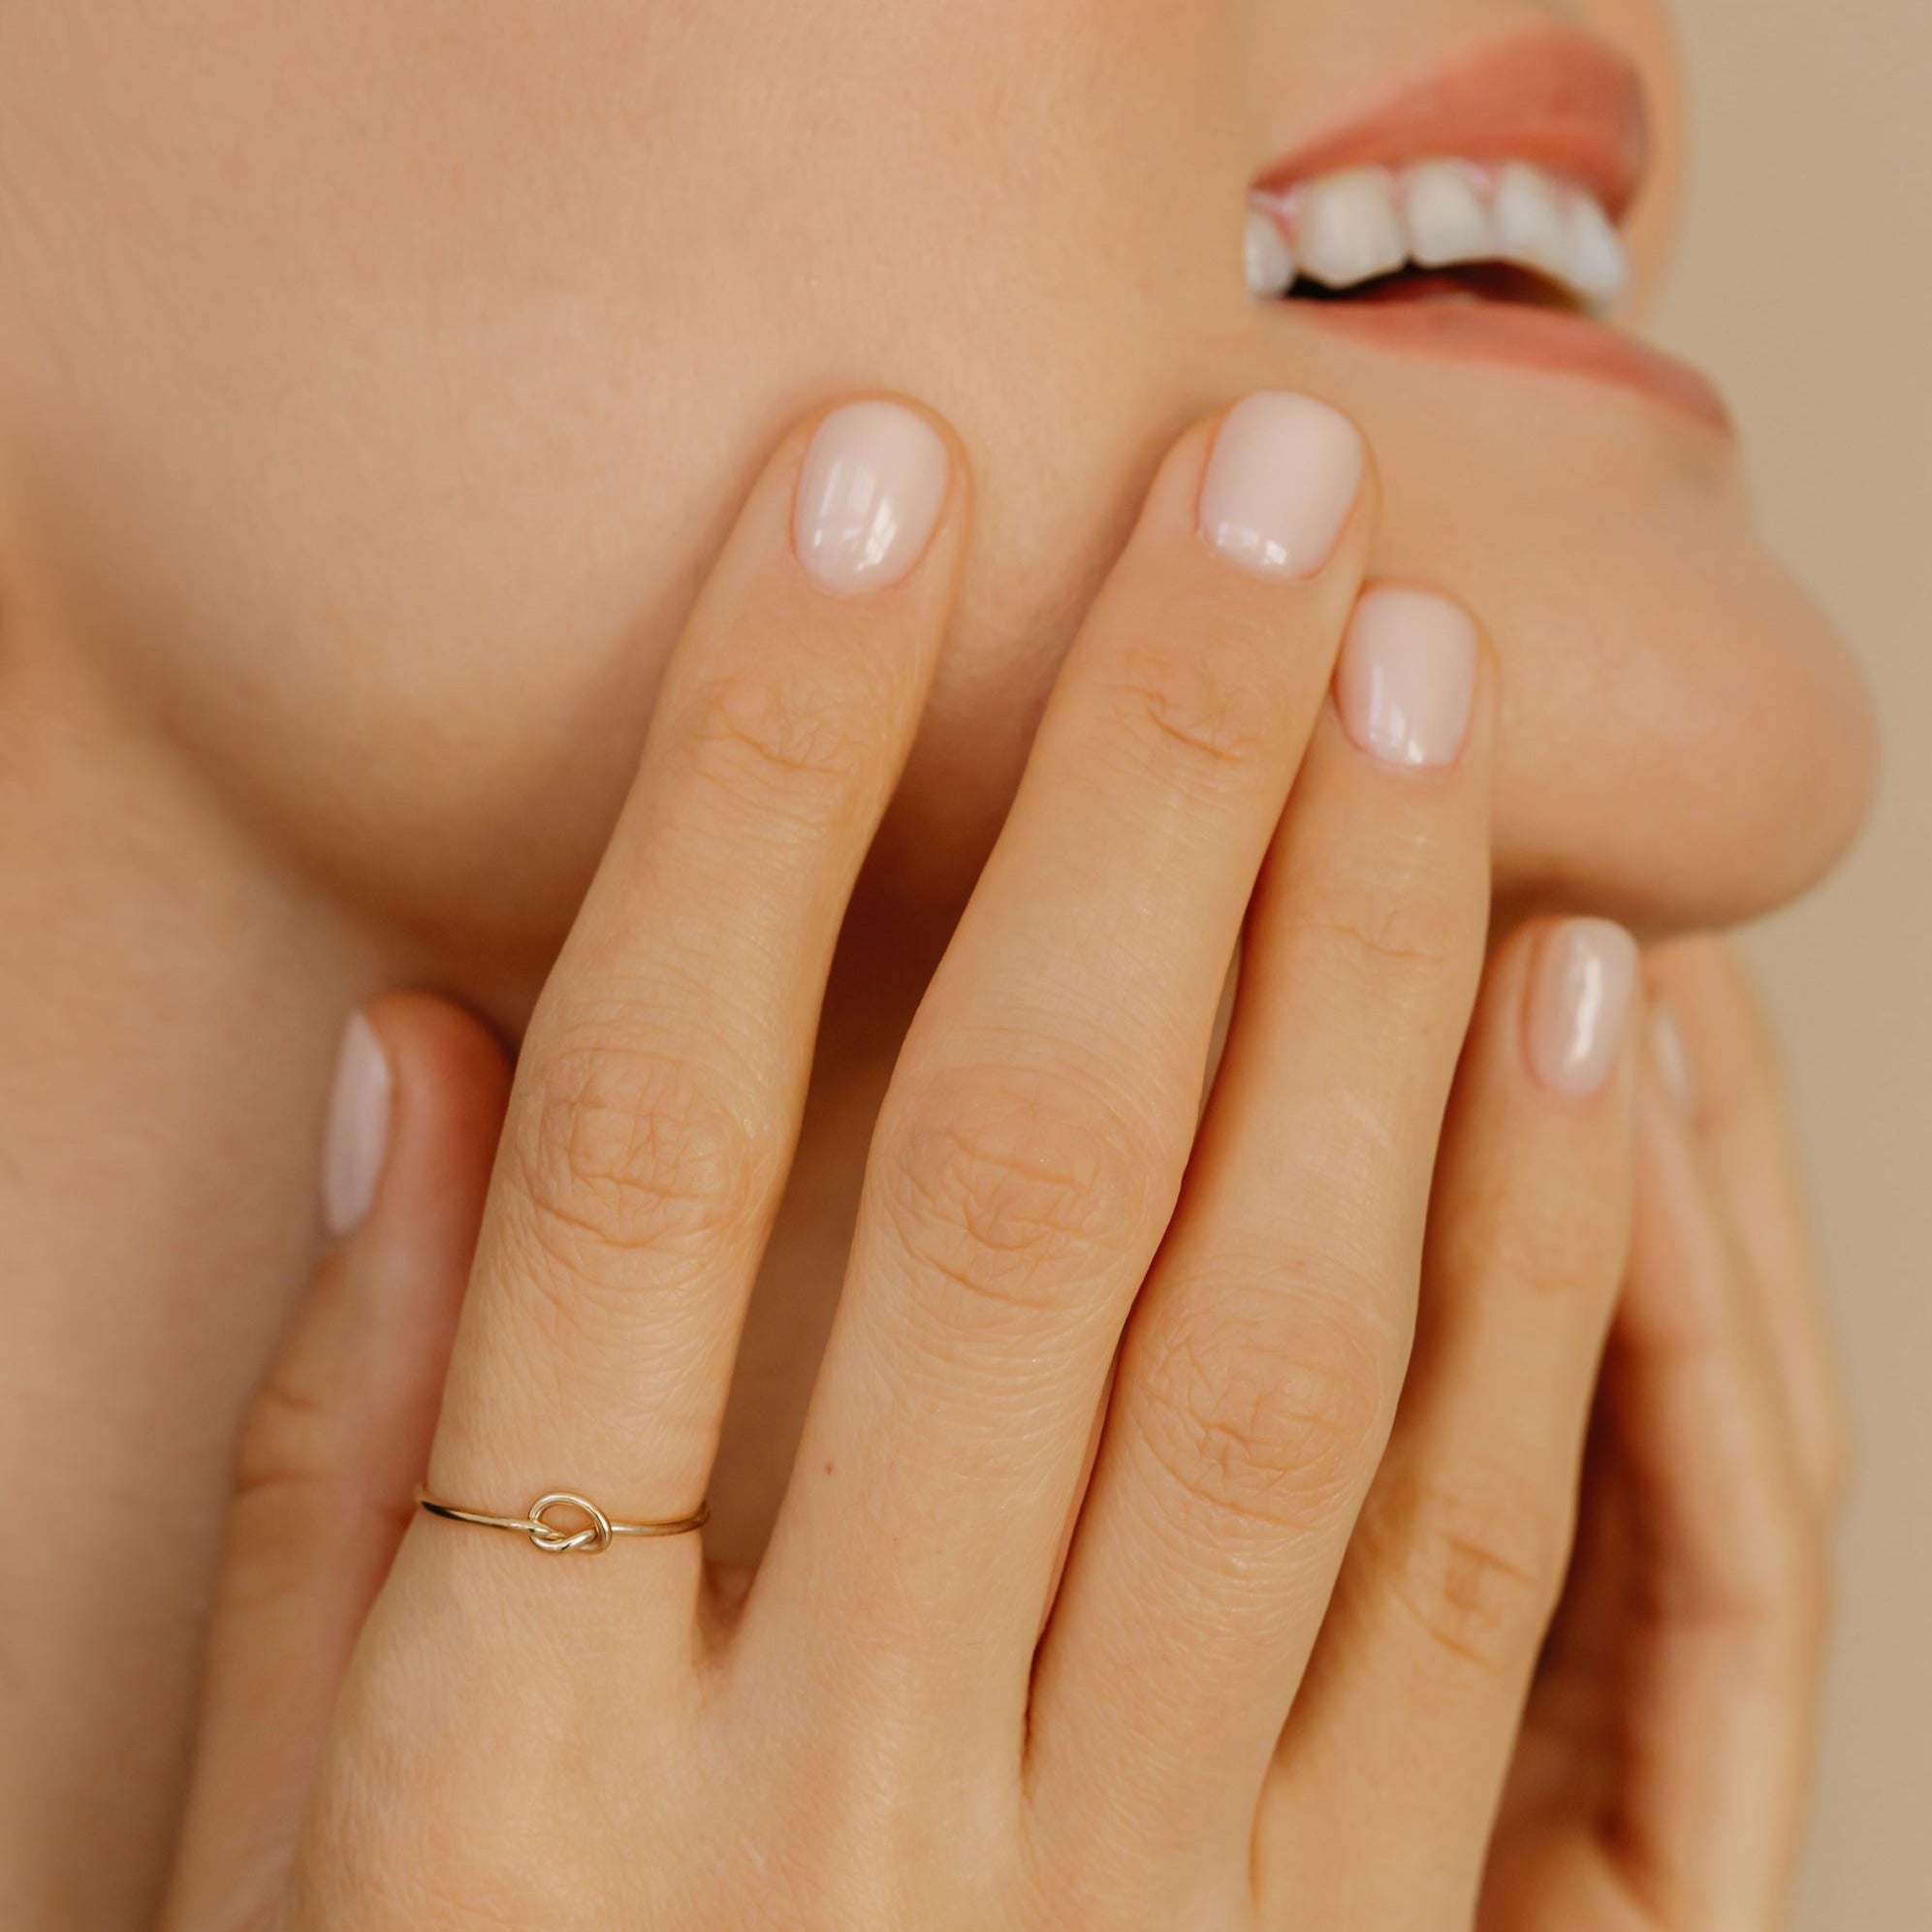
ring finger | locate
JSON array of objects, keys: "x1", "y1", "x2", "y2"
[{"x1": 1030, "y1": 585, "x2": 1495, "y2": 1886}]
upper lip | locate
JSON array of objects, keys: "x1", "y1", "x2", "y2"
[{"x1": 1251, "y1": 24, "x2": 1650, "y2": 222}]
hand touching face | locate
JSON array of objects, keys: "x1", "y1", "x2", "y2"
[
  {"x1": 0, "y1": 0, "x2": 1874, "y2": 1006},
  {"x1": 162, "y1": 398, "x2": 1835, "y2": 1932}
]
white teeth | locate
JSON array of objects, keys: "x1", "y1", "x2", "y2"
[
  {"x1": 1563, "y1": 189, "x2": 1630, "y2": 306},
  {"x1": 1247, "y1": 156, "x2": 1628, "y2": 313},
  {"x1": 1244, "y1": 206, "x2": 1297, "y2": 299},
  {"x1": 1294, "y1": 167, "x2": 1409, "y2": 289},
  {"x1": 1490, "y1": 162, "x2": 1575, "y2": 280},
  {"x1": 1401, "y1": 160, "x2": 1495, "y2": 269}
]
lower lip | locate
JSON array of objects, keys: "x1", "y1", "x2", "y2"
[{"x1": 1289, "y1": 281, "x2": 1734, "y2": 435}]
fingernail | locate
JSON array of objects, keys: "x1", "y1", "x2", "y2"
[
  {"x1": 1198, "y1": 391, "x2": 1365, "y2": 581},
  {"x1": 793, "y1": 399, "x2": 951, "y2": 593},
  {"x1": 1526, "y1": 919, "x2": 1639, "y2": 1096},
  {"x1": 1649, "y1": 1001, "x2": 1698, "y2": 1114},
  {"x1": 1337, "y1": 586, "x2": 1479, "y2": 769},
  {"x1": 323, "y1": 1012, "x2": 393, "y2": 1240}
]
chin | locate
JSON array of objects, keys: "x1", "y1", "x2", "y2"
[
  {"x1": 871, "y1": 557, "x2": 1875, "y2": 971},
  {"x1": 873, "y1": 351, "x2": 1878, "y2": 954},
  {"x1": 1483, "y1": 553, "x2": 1879, "y2": 937},
  {"x1": 1287, "y1": 335, "x2": 1879, "y2": 937}
]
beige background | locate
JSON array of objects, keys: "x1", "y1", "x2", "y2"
[{"x1": 1654, "y1": 0, "x2": 1930, "y2": 1920}]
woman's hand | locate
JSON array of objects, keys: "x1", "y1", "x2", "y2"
[{"x1": 154, "y1": 391, "x2": 1781, "y2": 1930}]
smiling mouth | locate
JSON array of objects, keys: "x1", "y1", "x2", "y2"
[
  {"x1": 1248, "y1": 158, "x2": 1627, "y2": 316},
  {"x1": 1245, "y1": 27, "x2": 1733, "y2": 436}
]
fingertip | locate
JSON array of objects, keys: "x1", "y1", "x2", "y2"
[
  {"x1": 364, "y1": 992, "x2": 512, "y2": 1158},
  {"x1": 1333, "y1": 582, "x2": 1489, "y2": 774},
  {"x1": 324, "y1": 994, "x2": 510, "y2": 1257},
  {"x1": 787, "y1": 393, "x2": 969, "y2": 595},
  {"x1": 321, "y1": 1010, "x2": 394, "y2": 1244},
  {"x1": 1520, "y1": 916, "x2": 1643, "y2": 1102},
  {"x1": 1445, "y1": 920, "x2": 1646, "y2": 1167},
  {"x1": 1193, "y1": 389, "x2": 1375, "y2": 583}
]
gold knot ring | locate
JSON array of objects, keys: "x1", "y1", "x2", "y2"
[{"x1": 413, "y1": 1486, "x2": 709, "y2": 1555}]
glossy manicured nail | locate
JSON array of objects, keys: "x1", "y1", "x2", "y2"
[
  {"x1": 1527, "y1": 919, "x2": 1639, "y2": 1096},
  {"x1": 323, "y1": 1012, "x2": 393, "y2": 1240},
  {"x1": 1198, "y1": 391, "x2": 1365, "y2": 581},
  {"x1": 1649, "y1": 1001, "x2": 1698, "y2": 1113},
  {"x1": 794, "y1": 399, "x2": 950, "y2": 593},
  {"x1": 1337, "y1": 586, "x2": 1479, "y2": 768}
]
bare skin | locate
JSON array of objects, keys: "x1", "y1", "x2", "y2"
[
  {"x1": 143, "y1": 400, "x2": 1834, "y2": 1929},
  {"x1": 0, "y1": 4, "x2": 1871, "y2": 1923}
]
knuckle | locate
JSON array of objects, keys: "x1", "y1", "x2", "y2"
[
  {"x1": 1473, "y1": 1182, "x2": 1620, "y2": 1308},
  {"x1": 1286, "y1": 831, "x2": 1473, "y2": 997},
  {"x1": 231, "y1": 1323, "x2": 412, "y2": 1563},
  {"x1": 510, "y1": 1028, "x2": 764, "y2": 1279},
  {"x1": 1101, "y1": 634, "x2": 1294, "y2": 794},
  {"x1": 1133, "y1": 1281, "x2": 1395, "y2": 1538},
  {"x1": 879, "y1": 1059, "x2": 1161, "y2": 1327},
  {"x1": 1383, "y1": 1464, "x2": 1570, "y2": 1674},
  {"x1": 233, "y1": 1365, "x2": 333, "y2": 1508},
  {"x1": 1647, "y1": 1494, "x2": 1833, "y2": 1689},
  {"x1": 683, "y1": 661, "x2": 886, "y2": 825}
]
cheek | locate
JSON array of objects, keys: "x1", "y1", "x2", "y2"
[
  {"x1": 3, "y1": 205, "x2": 1204, "y2": 1006},
  {"x1": 0, "y1": 0, "x2": 1238, "y2": 1009},
  {"x1": 0, "y1": 13, "x2": 1253, "y2": 1014},
  {"x1": 12, "y1": 362, "x2": 752, "y2": 991}
]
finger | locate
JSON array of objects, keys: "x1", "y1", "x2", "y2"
[
  {"x1": 1569, "y1": 1026, "x2": 1829, "y2": 1926},
  {"x1": 1029, "y1": 587, "x2": 1496, "y2": 1881},
  {"x1": 1263, "y1": 920, "x2": 1641, "y2": 1926},
  {"x1": 758, "y1": 395, "x2": 1373, "y2": 1694},
  {"x1": 424, "y1": 400, "x2": 966, "y2": 1593},
  {"x1": 163, "y1": 998, "x2": 508, "y2": 1932},
  {"x1": 1649, "y1": 935, "x2": 1847, "y2": 1515}
]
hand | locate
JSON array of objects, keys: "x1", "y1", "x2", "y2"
[
  {"x1": 1482, "y1": 938, "x2": 1840, "y2": 1930},
  {"x1": 163, "y1": 391, "x2": 1657, "y2": 1930}
]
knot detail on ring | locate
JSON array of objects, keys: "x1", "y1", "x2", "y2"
[
  {"x1": 413, "y1": 1484, "x2": 710, "y2": 1551},
  {"x1": 526, "y1": 1492, "x2": 613, "y2": 1554}
]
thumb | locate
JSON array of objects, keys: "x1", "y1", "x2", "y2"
[{"x1": 162, "y1": 993, "x2": 510, "y2": 1932}]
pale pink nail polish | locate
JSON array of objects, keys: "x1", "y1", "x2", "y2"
[
  {"x1": 1198, "y1": 391, "x2": 1365, "y2": 581},
  {"x1": 1526, "y1": 920, "x2": 1639, "y2": 1096},
  {"x1": 1337, "y1": 586, "x2": 1478, "y2": 769},
  {"x1": 793, "y1": 400, "x2": 950, "y2": 593},
  {"x1": 323, "y1": 1013, "x2": 393, "y2": 1240}
]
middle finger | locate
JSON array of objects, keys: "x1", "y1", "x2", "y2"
[{"x1": 754, "y1": 393, "x2": 1372, "y2": 1698}]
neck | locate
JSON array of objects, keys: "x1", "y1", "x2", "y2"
[{"x1": 0, "y1": 660, "x2": 377, "y2": 1927}]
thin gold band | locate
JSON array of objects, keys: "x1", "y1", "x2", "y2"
[{"x1": 413, "y1": 1486, "x2": 709, "y2": 1555}]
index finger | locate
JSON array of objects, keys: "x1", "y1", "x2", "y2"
[{"x1": 420, "y1": 398, "x2": 967, "y2": 1599}]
